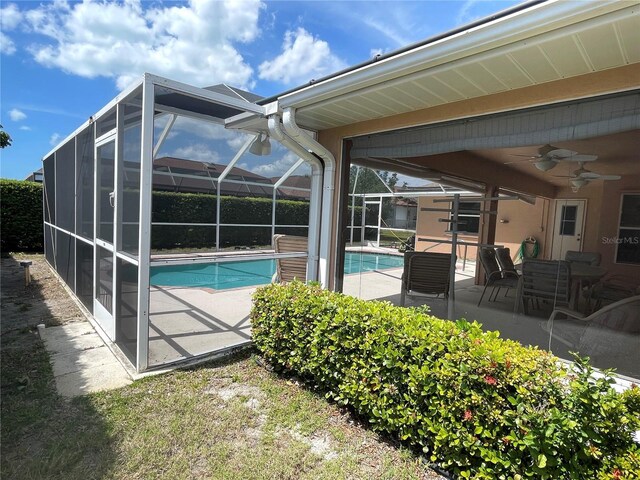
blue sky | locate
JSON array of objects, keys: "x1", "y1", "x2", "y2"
[{"x1": 1, "y1": 0, "x2": 520, "y2": 180}]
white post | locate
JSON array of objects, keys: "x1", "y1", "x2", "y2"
[
  {"x1": 448, "y1": 194, "x2": 460, "y2": 320},
  {"x1": 376, "y1": 197, "x2": 383, "y2": 247},
  {"x1": 350, "y1": 166, "x2": 360, "y2": 245},
  {"x1": 136, "y1": 77, "x2": 154, "y2": 372}
]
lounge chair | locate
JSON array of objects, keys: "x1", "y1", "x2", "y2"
[
  {"x1": 518, "y1": 259, "x2": 571, "y2": 314},
  {"x1": 272, "y1": 234, "x2": 308, "y2": 283},
  {"x1": 400, "y1": 252, "x2": 451, "y2": 307},
  {"x1": 478, "y1": 247, "x2": 519, "y2": 306}
]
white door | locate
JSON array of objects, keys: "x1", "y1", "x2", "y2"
[
  {"x1": 551, "y1": 200, "x2": 586, "y2": 260},
  {"x1": 94, "y1": 138, "x2": 116, "y2": 339}
]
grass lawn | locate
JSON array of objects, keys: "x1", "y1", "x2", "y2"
[
  {"x1": 2, "y1": 347, "x2": 440, "y2": 479},
  {"x1": 1, "y1": 255, "x2": 439, "y2": 479}
]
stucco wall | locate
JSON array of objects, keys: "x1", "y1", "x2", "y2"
[
  {"x1": 415, "y1": 196, "x2": 550, "y2": 264},
  {"x1": 596, "y1": 174, "x2": 640, "y2": 277}
]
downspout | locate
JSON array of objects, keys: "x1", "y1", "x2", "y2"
[
  {"x1": 267, "y1": 114, "x2": 322, "y2": 283},
  {"x1": 282, "y1": 107, "x2": 336, "y2": 289}
]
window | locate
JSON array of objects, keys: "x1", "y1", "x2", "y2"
[
  {"x1": 559, "y1": 205, "x2": 577, "y2": 236},
  {"x1": 454, "y1": 201, "x2": 480, "y2": 234},
  {"x1": 616, "y1": 194, "x2": 640, "y2": 265}
]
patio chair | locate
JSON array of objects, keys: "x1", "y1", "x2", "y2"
[
  {"x1": 496, "y1": 247, "x2": 520, "y2": 278},
  {"x1": 545, "y1": 295, "x2": 640, "y2": 376},
  {"x1": 565, "y1": 250, "x2": 601, "y2": 266},
  {"x1": 477, "y1": 247, "x2": 519, "y2": 306},
  {"x1": 272, "y1": 234, "x2": 308, "y2": 283},
  {"x1": 400, "y1": 252, "x2": 451, "y2": 306},
  {"x1": 518, "y1": 259, "x2": 571, "y2": 315}
]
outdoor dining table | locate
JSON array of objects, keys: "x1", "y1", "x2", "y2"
[{"x1": 569, "y1": 263, "x2": 607, "y2": 311}]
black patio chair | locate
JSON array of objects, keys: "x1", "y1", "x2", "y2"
[
  {"x1": 478, "y1": 247, "x2": 519, "y2": 306},
  {"x1": 400, "y1": 252, "x2": 451, "y2": 306}
]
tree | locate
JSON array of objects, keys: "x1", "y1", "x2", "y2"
[{"x1": 0, "y1": 125, "x2": 11, "y2": 148}]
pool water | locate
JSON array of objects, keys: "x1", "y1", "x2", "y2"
[{"x1": 150, "y1": 252, "x2": 404, "y2": 290}]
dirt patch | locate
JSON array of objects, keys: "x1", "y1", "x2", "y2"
[{"x1": 1, "y1": 254, "x2": 86, "y2": 351}]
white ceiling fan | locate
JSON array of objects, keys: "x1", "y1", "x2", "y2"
[
  {"x1": 553, "y1": 161, "x2": 621, "y2": 191},
  {"x1": 505, "y1": 144, "x2": 597, "y2": 171}
]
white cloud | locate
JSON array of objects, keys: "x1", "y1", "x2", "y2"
[
  {"x1": 170, "y1": 144, "x2": 220, "y2": 163},
  {"x1": 242, "y1": 151, "x2": 300, "y2": 177},
  {"x1": 258, "y1": 28, "x2": 346, "y2": 85},
  {"x1": 9, "y1": 108, "x2": 27, "y2": 121},
  {"x1": 1, "y1": 4, "x2": 22, "y2": 30},
  {"x1": 456, "y1": 0, "x2": 481, "y2": 25},
  {"x1": 19, "y1": 126, "x2": 32, "y2": 131},
  {"x1": 50, "y1": 133, "x2": 61, "y2": 146},
  {"x1": 0, "y1": 32, "x2": 16, "y2": 55},
  {"x1": 24, "y1": 0, "x2": 263, "y2": 90}
]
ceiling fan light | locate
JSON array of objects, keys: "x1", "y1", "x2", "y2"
[
  {"x1": 534, "y1": 159, "x2": 556, "y2": 171},
  {"x1": 570, "y1": 178, "x2": 589, "y2": 189}
]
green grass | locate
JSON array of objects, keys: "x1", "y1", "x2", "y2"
[{"x1": 1, "y1": 343, "x2": 437, "y2": 479}]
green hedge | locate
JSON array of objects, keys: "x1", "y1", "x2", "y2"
[
  {"x1": 0, "y1": 179, "x2": 43, "y2": 252},
  {"x1": 251, "y1": 282, "x2": 640, "y2": 479},
  {"x1": 151, "y1": 191, "x2": 309, "y2": 249}
]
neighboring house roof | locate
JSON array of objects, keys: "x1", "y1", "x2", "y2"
[
  {"x1": 152, "y1": 157, "x2": 310, "y2": 200},
  {"x1": 25, "y1": 168, "x2": 43, "y2": 183},
  {"x1": 271, "y1": 175, "x2": 311, "y2": 201}
]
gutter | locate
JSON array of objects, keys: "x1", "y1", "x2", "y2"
[
  {"x1": 267, "y1": 114, "x2": 323, "y2": 284},
  {"x1": 282, "y1": 107, "x2": 336, "y2": 289}
]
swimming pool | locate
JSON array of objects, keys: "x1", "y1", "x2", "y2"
[{"x1": 150, "y1": 252, "x2": 404, "y2": 290}]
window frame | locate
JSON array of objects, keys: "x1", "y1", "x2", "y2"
[
  {"x1": 614, "y1": 193, "x2": 640, "y2": 265},
  {"x1": 451, "y1": 201, "x2": 481, "y2": 235}
]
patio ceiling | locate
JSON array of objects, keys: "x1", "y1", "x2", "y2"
[
  {"x1": 280, "y1": 1, "x2": 639, "y2": 131},
  {"x1": 470, "y1": 129, "x2": 640, "y2": 189}
]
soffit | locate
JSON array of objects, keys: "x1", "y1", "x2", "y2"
[{"x1": 290, "y1": 2, "x2": 639, "y2": 131}]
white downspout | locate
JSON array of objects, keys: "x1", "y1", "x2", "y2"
[
  {"x1": 267, "y1": 115, "x2": 322, "y2": 283},
  {"x1": 282, "y1": 107, "x2": 336, "y2": 289}
]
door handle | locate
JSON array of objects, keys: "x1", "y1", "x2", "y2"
[{"x1": 109, "y1": 192, "x2": 115, "y2": 208}]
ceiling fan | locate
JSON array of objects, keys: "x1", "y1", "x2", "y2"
[
  {"x1": 553, "y1": 161, "x2": 621, "y2": 191},
  {"x1": 505, "y1": 144, "x2": 597, "y2": 171}
]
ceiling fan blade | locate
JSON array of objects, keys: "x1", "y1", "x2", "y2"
[
  {"x1": 547, "y1": 148, "x2": 577, "y2": 159},
  {"x1": 507, "y1": 153, "x2": 539, "y2": 158},
  {"x1": 598, "y1": 175, "x2": 622, "y2": 181},
  {"x1": 556, "y1": 154, "x2": 597, "y2": 162},
  {"x1": 552, "y1": 175, "x2": 575, "y2": 178}
]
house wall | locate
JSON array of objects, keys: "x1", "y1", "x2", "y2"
[
  {"x1": 415, "y1": 196, "x2": 550, "y2": 264},
  {"x1": 495, "y1": 198, "x2": 550, "y2": 262},
  {"x1": 318, "y1": 64, "x2": 640, "y2": 289},
  {"x1": 544, "y1": 176, "x2": 640, "y2": 278},
  {"x1": 596, "y1": 174, "x2": 640, "y2": 278},
  {"x1": 415, "y1": 197, "x2": 479, "y2": 259}
]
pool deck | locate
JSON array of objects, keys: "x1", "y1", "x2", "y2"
[{"x1": 145, "y1": 252, "x2": 638, "y2": 380}]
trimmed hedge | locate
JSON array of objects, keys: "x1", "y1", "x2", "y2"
[
  {"x1": 151, "y1": 191, "x2": 309, "y2": 249},
  {"x1": 0, "y1": 179, "x2": 43, "y2": 252},
  {"x1": 251, "y1": 282, "x2": 640, "y2": 479}
]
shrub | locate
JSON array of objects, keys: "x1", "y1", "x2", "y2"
[
  {"x1": 251, "y1": 282, "x2": 640, "y2": 479},
  {"x1": 151, "y1": 191, "x2": 310, "y2": 249},
  {"x1": 0, "y1": 179, "x2": 43, "y2": 252}
]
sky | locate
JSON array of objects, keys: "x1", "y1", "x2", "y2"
[{"x1": 1, "y1": 0, "x2": 521, "y2": 181}]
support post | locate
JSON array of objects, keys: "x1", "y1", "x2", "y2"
[
  {"x1": 476, "y1": 184, "x2": 499, "y2": 285},
  {"x1": 448, "y1": 194, "x2": 460, "y2": 320}
]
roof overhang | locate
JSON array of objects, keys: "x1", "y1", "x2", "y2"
[{"x1": 277, "y1": 0, "x2": 639, "y2": 130}]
